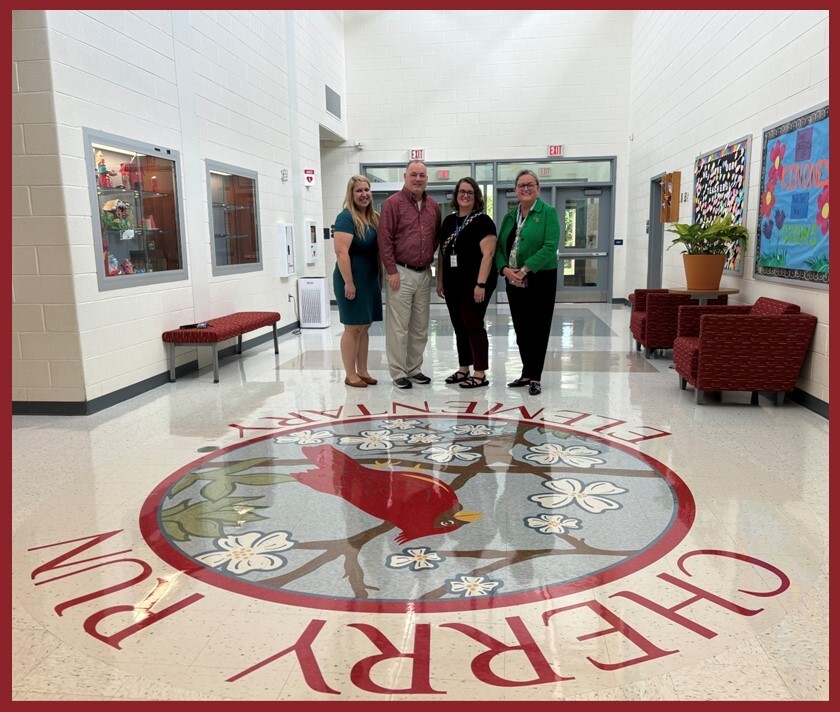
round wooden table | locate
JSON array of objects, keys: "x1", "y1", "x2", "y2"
[{"x1": 667, "y1": 287, "x2": 739, "y2": 305}]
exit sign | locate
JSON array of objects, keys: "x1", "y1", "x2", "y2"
[
  {"x1": 548, "y1": 145, "x2": 563, "y2": 156},
  {"x1": 539, "y1": 167, "x2": 551, "y2": 177},
  {"x1": 410, "y1": 148, "x2": 425, "y2": 160}
]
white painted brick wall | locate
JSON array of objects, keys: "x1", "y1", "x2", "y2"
[{"x1": 12, "y1": 9, "x2": 346, "y2": 404}]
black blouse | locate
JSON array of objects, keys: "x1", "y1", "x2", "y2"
[{"x1": 438, "y1": 212, "x2": 497, "y2": 294}]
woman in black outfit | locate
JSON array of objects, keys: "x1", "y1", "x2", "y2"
[{"x1": 436, "y1": 177, "x2": 497, "y2": 388}]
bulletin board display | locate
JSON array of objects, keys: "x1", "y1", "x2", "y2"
[
  {"x1": 692, "y1": 136, "x2": 751, "y2": 274},
  {"x1": 754, "y1": 103, "x2": 829, "y2": 288}
]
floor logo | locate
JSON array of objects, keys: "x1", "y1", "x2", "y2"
[{"x1": 142, "y1": 415, "x2": 694, "y2": 612}]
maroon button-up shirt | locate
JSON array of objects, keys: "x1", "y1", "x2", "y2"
[{"x1": 377, "y1": 186, "x2": 441, "y2": 275}]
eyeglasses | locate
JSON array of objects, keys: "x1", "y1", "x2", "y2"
[
  {"x1": 457, "y1": 190, "x2": 475, "y2": 196},
  {"x1": 516, "y1": 183, "x2": 537, "y2": 190}
]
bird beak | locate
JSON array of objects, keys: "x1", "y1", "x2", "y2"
[{"x1": 454, "y1": 509, "x2": 482, "y2": 523}]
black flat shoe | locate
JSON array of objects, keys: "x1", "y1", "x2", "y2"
[
  {"x1": 528, "y1": 381, "x2": 542, "y2": 395},
  {"x1": 507, "y1": 377, "x2": 531, "y2": 388},
  {"x1": 445, "y1": 370, "x2": 470, "y2": 384},
  {"x1": 460, "y1": 374, "x2": 489, "y2": 389}
]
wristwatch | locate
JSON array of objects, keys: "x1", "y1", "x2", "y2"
[{"x1": 476, "y1": 282, "x2": 486, "y2": 288}]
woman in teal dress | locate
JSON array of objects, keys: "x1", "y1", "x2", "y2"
[{"x1": 333, "y1": 175, "x2": 383, "y2": 387}]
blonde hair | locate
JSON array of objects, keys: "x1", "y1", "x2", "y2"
[{"x1": 343, "y1": 175, "x2": 379, "y2": 237}]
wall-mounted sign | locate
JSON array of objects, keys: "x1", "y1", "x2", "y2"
[
  {"x1": 539, "y1": 167, "x2": 551, "y2": 177},
  {"x1": 303, "y1": 168, "x2": 316, "y2": 188},
  {"x1": 548, "y1": 145, "x2": 563, "y2": 156},
  {"x1": 410, "y1": 148, "x2": 425, "y2": 161},
  {"x1": 437, "y1": 170, "x2": 449, "y2": 180}
]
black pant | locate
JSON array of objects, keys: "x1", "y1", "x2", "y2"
[
  {"x1": 506, "y1": 268, "x2": 557, "y2": 381},
  {"x1": 444, "y1": 288, "x2": 493, "y2": 371}
]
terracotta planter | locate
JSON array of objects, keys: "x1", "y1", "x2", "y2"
[{"x1": 682, "y1": 253, "x2": 726, "y2": 290}]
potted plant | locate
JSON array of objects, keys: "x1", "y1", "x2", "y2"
[{"x1": 667, "y1": 214, "x2": 749, "y2": 290}]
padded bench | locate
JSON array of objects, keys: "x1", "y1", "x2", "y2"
[{"x1": 162, "y1": 311, "x2": 280, "y2": 383}]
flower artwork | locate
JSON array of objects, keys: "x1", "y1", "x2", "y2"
[{"x1": 754, "y1": 104, "x2": 829, "y2": 285}]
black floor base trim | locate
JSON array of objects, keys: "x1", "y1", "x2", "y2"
[{"x1": 789, "y1": 387, "x2": 829, "y2": 419}]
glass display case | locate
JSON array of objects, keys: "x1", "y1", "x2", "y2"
[
  {"x1": 206, "y1": 161, "x2": 261, "y2": 274},
  {"x1": 85, "y1": 130, "x2": 187, "y2": 290}
]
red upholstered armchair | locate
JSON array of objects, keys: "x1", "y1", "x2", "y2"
[
  {"x1": 673, "y1": 297, "x2": 817, "y2": 405},
  {"x1": 629, "y1": 289, "x2": 727, "y2": 358}
]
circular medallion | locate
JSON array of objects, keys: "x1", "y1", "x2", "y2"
[{"x1": 141, "y1": 415, "x2": 694, "y2": 612}]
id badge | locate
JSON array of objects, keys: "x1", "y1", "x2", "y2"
[{"x1": 450, "y1": 254, "x2": 458, "y2": 268}]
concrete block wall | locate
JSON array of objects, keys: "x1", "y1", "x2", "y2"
[
  {"x1": 12, "y1": 9, "x2": 86, "y2": 403},
  {"x1": 624, "y1": 9, "x2": 829, "y2": 402},
  {"x1": 12, "y1": 9, "x2": 347, "y2": 405}
]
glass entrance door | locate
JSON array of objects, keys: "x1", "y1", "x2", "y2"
[{"x1": 556, "y1": 188, "x2": 611, "y2": 302}]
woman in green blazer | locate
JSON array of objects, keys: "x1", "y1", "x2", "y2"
[{"x1": 494, "y1": 169, "x2": 560, "y2": 395}]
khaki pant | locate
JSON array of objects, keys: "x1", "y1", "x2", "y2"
[{"x1": 385, "y1": 264, "x2": 432, "y2": 380}]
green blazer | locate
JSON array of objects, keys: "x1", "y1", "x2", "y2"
[{"x1": 494, "y1": 197, "x2": 560, "y2": 274}]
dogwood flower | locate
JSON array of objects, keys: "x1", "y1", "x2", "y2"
[
  {"x1": 387, "y1": 547, "x2": 443, "y2": 571},
  {"x1": 448, "y1": 575, "x2": 501, "y2": 597},
  {"x1": 197, "y1": 531, "x2": 296, "y2": 575},
  {"x1": 422, "y1": 444, "x2": 481, "y2": 463},
  {"x1": 408, "y1": 433, "x2": 443, "y2": 444},
  {"x1": 529, "y1": 478, "x2": 627, "y2": 513},
  {"x1": 525, "y1": 514, "x2": 582, "y2": 535},
  {"x1": 451, "y1": 424, "x2": 494, "y2": 436},
  {"x1": 273, "y1": 429, "x2": 333, "y2": 445},
  {"x1": 338, "y1": 429, "x2": 409, "y2": 451},
  {"x1": 383, "y1": 419, "x2": 422, "y2": 430},
  {"x1": 524, "y1": 443, "x2": 606, "y2": 467}
]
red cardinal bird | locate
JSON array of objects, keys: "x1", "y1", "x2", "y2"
[{"x1": 290, "y1": 445, "x2": 482, "y2": 544}]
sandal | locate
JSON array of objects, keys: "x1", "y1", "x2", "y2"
[
  {"x1": 445, "y1": 370, "x2": 470, "y2": 384},
  {"x1": 507, "y1": 377, "x2": 531, "y2": 388},
  {"x1": 460, "y1": 375, "x2": 489, "y2": 389}
]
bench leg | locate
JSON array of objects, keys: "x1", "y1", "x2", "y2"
[
  {"x1": 168, "y1": 343, "x2": 177, "y2": 382},
  {"x1": 237, "y1": 334, "x2": 243, "y2": 354},
  {"x1": 273, "y1": 322, "x2": 279, "y2": 353},
  {"x1": 213, "y1": 344, "x2": 220, "y2": 383}
]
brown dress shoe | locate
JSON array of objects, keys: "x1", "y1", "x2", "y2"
[
  {"x1": 358, "y1": 375, "x2": 378, "y2": 385},
  {"x1": 344, "y1": 376, "x2": 367, "y2": 388}
]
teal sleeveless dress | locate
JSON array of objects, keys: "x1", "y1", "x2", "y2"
[{"x1": 332, "y1": 209, "x2": 383, "y2": 325}]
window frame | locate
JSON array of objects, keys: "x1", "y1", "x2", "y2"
[
  {"x1": 84, "y1": 128, "x2": 189, "y2": 291},
  {"x1": 205, "y1": 160, "x2": 262, "y2": 276}
]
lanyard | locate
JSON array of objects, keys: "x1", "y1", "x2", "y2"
[
  {"x1": 515, "y1": 206, "x2": 529, "y2": 235},
  {"x1": 455, "y1": 211, "x2": 473, "y2": 239},
  {"x1": 445, "y1": 211, "x2": 476, "y2": 255}
]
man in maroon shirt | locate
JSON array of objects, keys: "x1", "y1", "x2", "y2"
[{"x1": 377, "y1": 161, "x2": 441, "y2": 388}]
